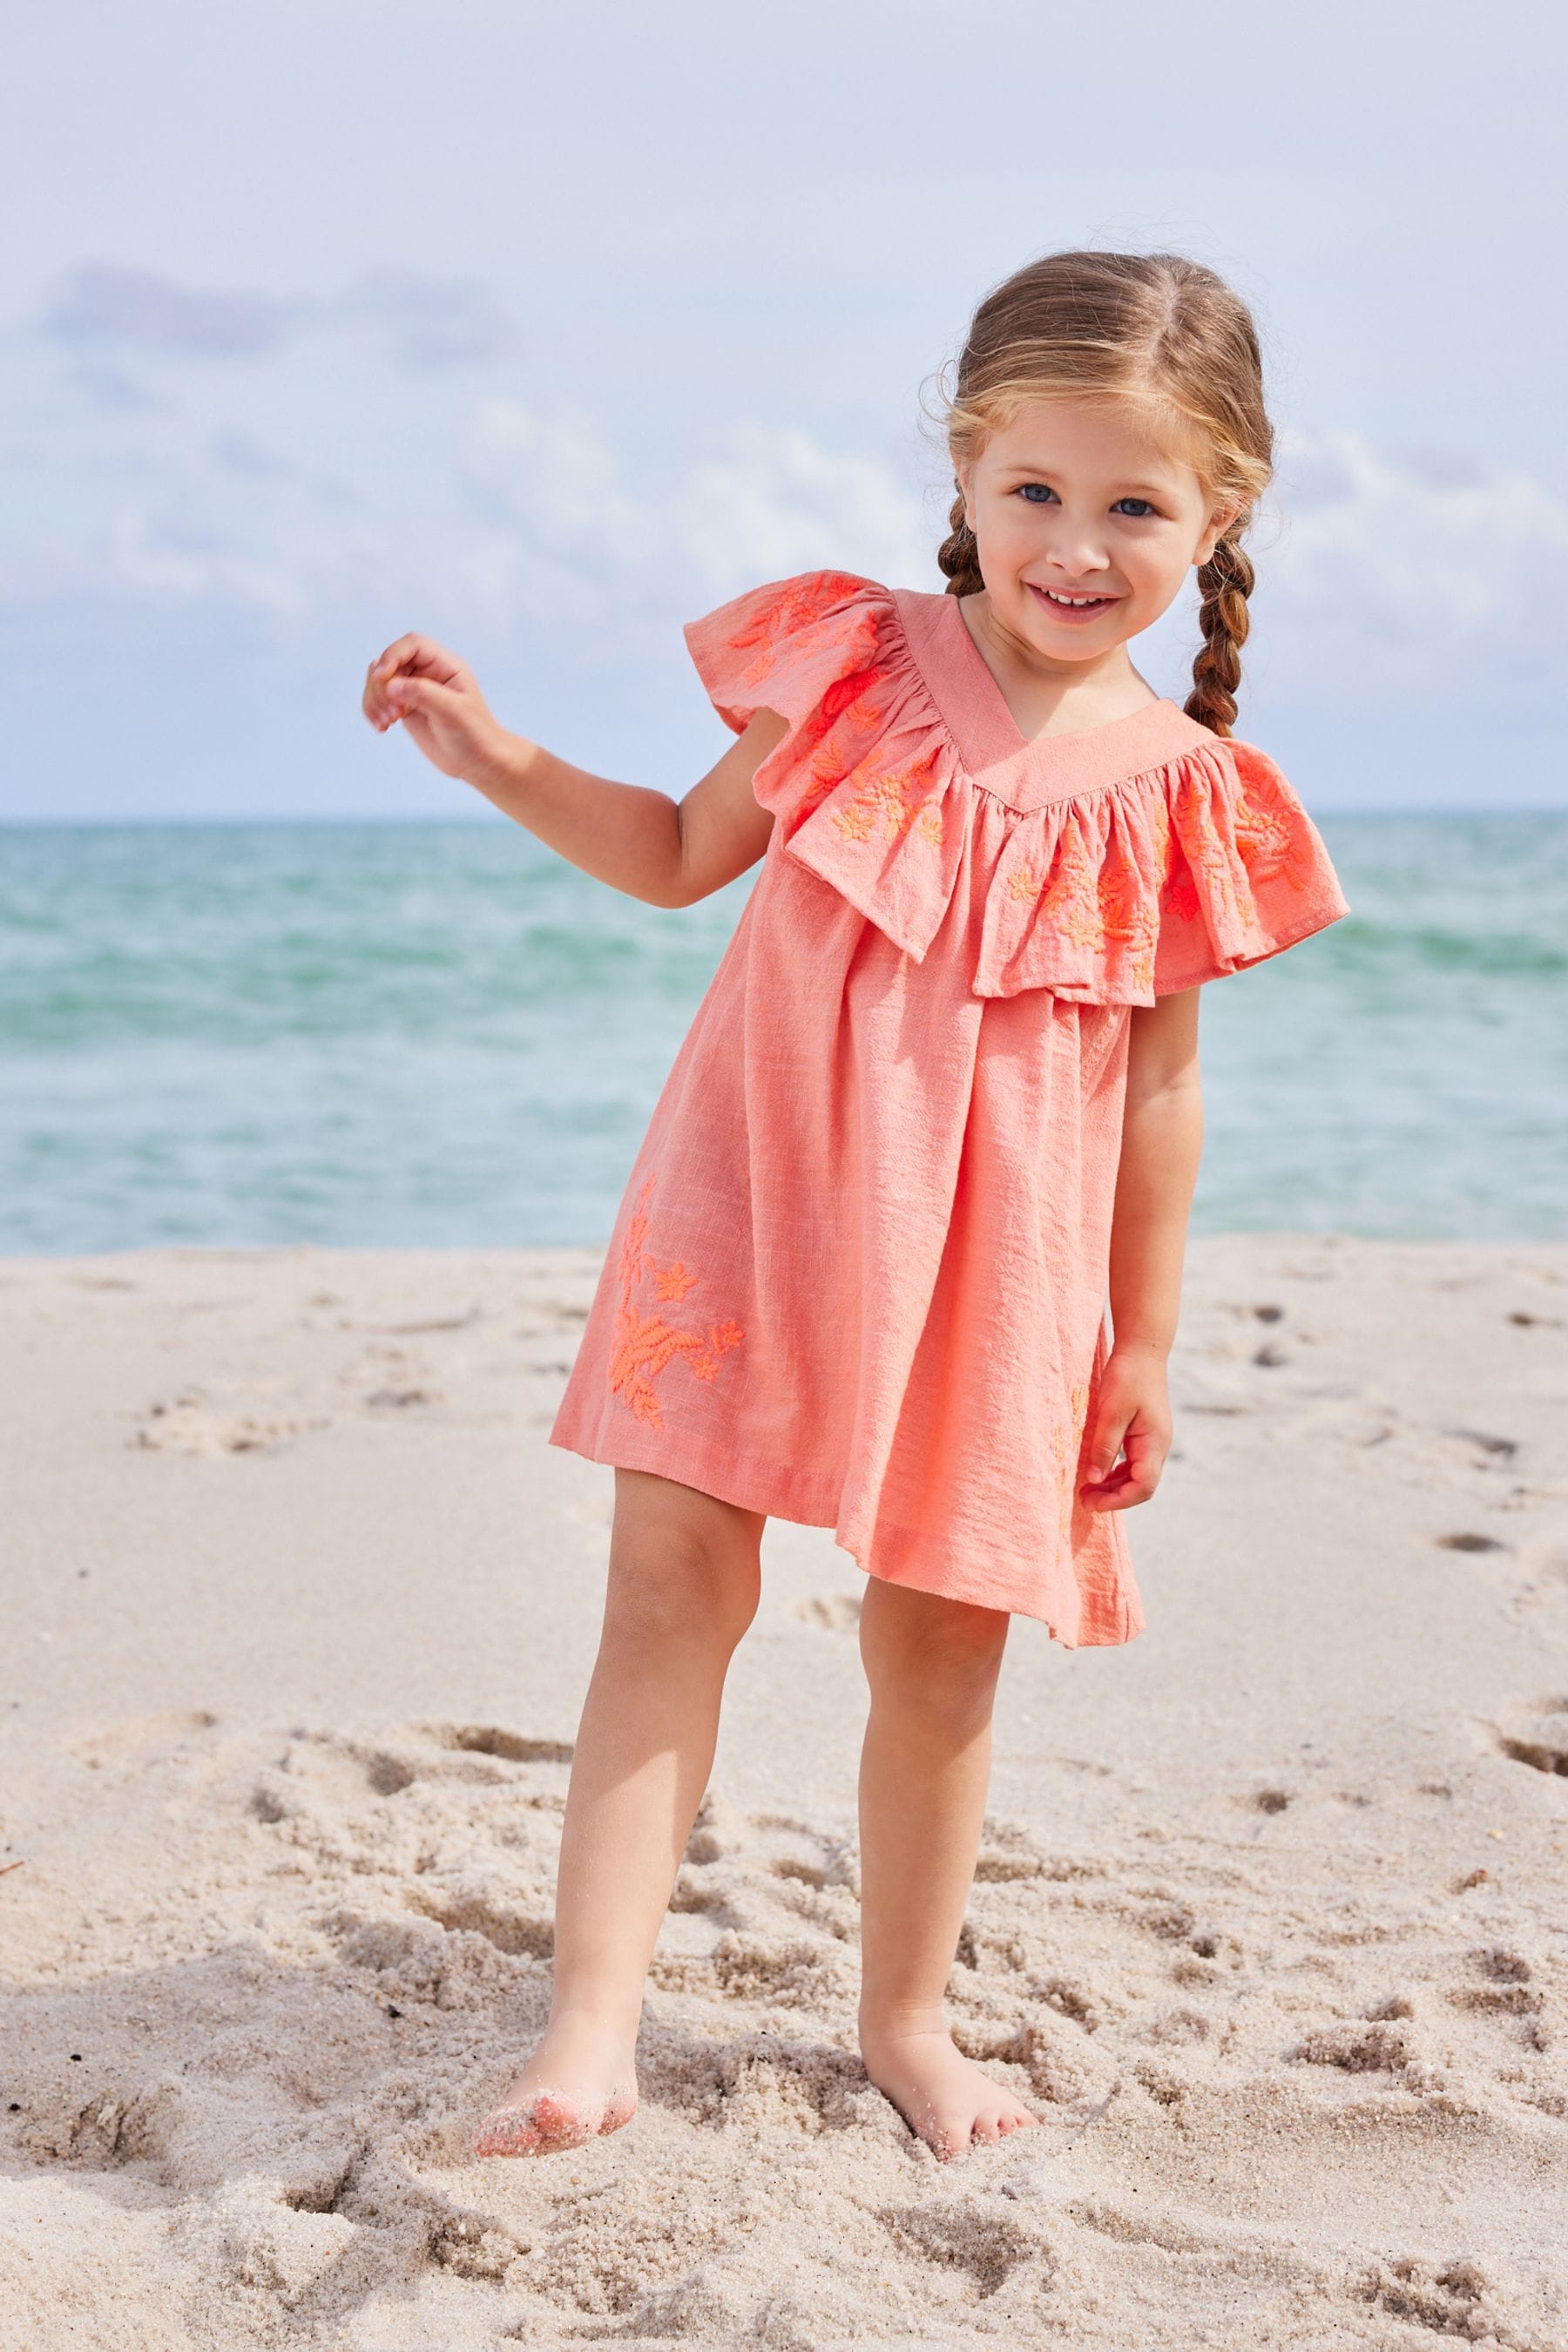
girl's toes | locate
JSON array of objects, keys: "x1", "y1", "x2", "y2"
[
  {"x1": 474, "y1": 2105, "x2": 542, "y2": 2158},
  {"x1": 529, "y1": 2091, "x2": 595, "y2": 2148}
]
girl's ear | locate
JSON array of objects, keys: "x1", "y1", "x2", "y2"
[
  {"x1": 1194, "y1": 500, "x2": 1243, "y2": 568},
  {"x1": 954, "y1": 458, "x2": 974, "y2": 531}
]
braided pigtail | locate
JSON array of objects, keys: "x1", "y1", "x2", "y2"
[
  {"x1": 1186, "y1": 533, "x2": 1254, "y2": 738},
  {"x1": 936, "y1": 485, "x2": 984, "y2": 598}
]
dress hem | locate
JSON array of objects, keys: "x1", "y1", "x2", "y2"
[{"x1": 546, "y1": 1416, "x2": 1145, "y2": 1651}]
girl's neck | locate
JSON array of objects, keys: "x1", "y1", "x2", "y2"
[{"x1": 957, "y1": 592, "x2": 1159, "y2": 742}]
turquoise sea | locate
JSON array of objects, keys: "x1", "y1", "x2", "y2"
[{"x1": 1, "y1": 815, "x2": 1563, "y2": 1256}]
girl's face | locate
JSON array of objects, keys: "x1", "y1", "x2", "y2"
[{"x1": 956, "y1": 399, "x2": 1237, "y2": 664}]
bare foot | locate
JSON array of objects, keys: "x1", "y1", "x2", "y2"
[
  {"x1": 859, "y1": 2018, "x2": 1041, "y2": 2163},
  {"x1": 473, "y1": 2013, "x2": 639, "y2": 2159}
]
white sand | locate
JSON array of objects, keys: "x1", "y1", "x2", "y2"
[{"x1": 2, "y1": 1234, "x2": 1566, "y2": 2349}]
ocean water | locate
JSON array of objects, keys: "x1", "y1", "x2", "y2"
[{"x1": 1, "y1": 814, "x2": 1563, "y2": 1256}]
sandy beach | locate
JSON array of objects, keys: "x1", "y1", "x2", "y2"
[{"x1": 3, "y1": 1233, "x2": 1566, "y2": 2349}]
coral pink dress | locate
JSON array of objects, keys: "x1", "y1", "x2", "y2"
[{"x1": 549, "y1": 571, "x2": 1349, "y2": 1644}]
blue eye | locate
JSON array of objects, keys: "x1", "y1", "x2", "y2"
[
  {"x1": 1017, "y1": 483, "x2": 1058, "y2": 504},
  {"x1": 1113, "y1": 497, "x2": 1158, "y2": 517}
]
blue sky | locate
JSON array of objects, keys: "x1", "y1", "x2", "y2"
[{"x1": 4, "y1": 0, "x2": 1565, "y2": 819}]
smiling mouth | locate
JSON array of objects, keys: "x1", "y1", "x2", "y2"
[{"x1": 1028, "y1": 584, "x2": 1120, "y2": 615}]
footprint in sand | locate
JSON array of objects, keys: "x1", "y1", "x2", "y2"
[
  {"x1": 1494, "y1": 1696, "x2": 1568, "y2": 1776},
  {"x1": 1447, "y1": 1946, "x2": 1546, "y2": 2049},
  {"x1": 434, "y1": 1725, "x2": 574, "y2": 1766},
  {"x1": 132, "y1": 1392, "x2": 326, "y2": 1455},
  {"x1": 1357, "y1": 2255, "x2": 1498, "y2": 2338},
  {"x1": 877, "y1": 2199, "x2": 1044, "y2": 2298},
  {"x1": 1444, "y1": 1427, "x2": 1521, "y2": 1470}
]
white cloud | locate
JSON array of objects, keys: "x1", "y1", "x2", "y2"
[
  {"x1": 1259, "y1": 427, "x2": 1568, "y2": 697},
  {"x1": 458, "y1": 403, "x2": 930, "y2": 617},
  {"x1": 679, "y1": 426, "x2": 932, "y2": 597}
]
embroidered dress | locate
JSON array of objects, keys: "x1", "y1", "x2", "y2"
[{"x1": 549, "y1": 571, "x2": 1349, "y2": 1645}]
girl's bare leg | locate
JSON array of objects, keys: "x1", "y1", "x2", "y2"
[
  {"x1": 476, "y1": 1467, "x2": 763, "y2": 2156},
  {"x1": 855, "y1": 1578, "x2": 1041, "y2": 2162}
]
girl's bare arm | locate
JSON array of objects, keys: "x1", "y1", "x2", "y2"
[
  {"x1": 1080, "y1": 984, "x2": 1204, "y2": 1511},
  {"x1": 1107, "y1": 984, "x2": 1205, "y2": 1358},
  {"x1": 362, "y1": 631, "x2": 786, "y2": 908}
]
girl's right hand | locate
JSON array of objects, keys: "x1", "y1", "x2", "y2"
[{"x1": 362, "y1": 634, "x2": 508, "y2": 784}]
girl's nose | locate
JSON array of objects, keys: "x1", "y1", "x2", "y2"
[{"x1": 1046, "y1": 532, "x2": 1112, "y2": 578}]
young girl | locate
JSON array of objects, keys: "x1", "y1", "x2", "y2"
[{"x1": 362, "y1": 249, "x2": 1349, "y2": 2166}]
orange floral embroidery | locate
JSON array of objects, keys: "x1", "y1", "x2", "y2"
[
  {"x1": 753, "y1": 654, "x2": 893, "y2": 838},
  {"x1": 800, "y1": 668, "x2": 891, "y2": 811},
  {"x1": 726, "y1": 577, "x2": 880, "y2": 693},
  {"x1": 1231, "y1": 763, "x2": 1321, "y2": 895},
  {"x1": 1033, "y1": 828, "x2": 1110, "y2": 953},
  {"x1": 829, "y1": 748, "x2": 943, "y2": 845},
  {"x1": 1161, "y1": 776, "x2": 1252, "y2": 931},
  {"x1": 833, "y1": 802, "x2": 875, "y2": 842},
  {"x1": 607, "y1": 1178, "x2": 743, "y2": 1430},
  {"x1": 1162, "y1": 754, "x2": 1315, "y2": 938},
  {"x1": 1048, "y1": 1377, "x2": 1093, "y2": 1540},
  {"x1": 1012, "y1": 817, "x2": 1161, "y2": 990},
  {"x1": 1148, "y1": 790, "x2": 1201, "y2": 925}
]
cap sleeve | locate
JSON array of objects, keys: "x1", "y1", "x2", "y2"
[
  {"x1": 682, "y1": 570, "x2": 900, "y2": 731},
  {"x1": 683, "y1": 570, "x2": 933, "y2": 841},
  {"x1": 1152, "y1": 737, "x2": 1350, "y2": 994}
]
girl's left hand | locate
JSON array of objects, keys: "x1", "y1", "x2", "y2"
[{"x1": 1078, "y1": 1347, "x2": 1173, "y2": 1511}]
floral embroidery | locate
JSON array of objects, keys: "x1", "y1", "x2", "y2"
[
  {"x1": 607, "y1": 1178, "x2": 744, "y2": 1430},
  {"x1": 833, "y1": 802, "x2": 875, "y2": 842},
  {"x1": 721, "y1": 582, "x2": 950, "y2": 853},
  {"x1": 726, "y1": 577, "x2": 880, "y2": 693},
  {"x1": 1158, "y1": 776, "x2": 1252, "y2": 933},
  {"x1": 1046, "y1": 1377, "x2": 1093, "y2": 1540},
  {"x1": 1231, "y1": 763, "x2": 1322, "y2": 895},
  {"x1": 800, "y1": 669, "x2": 890, "y2": 814},
  {"x1": 1035, "y1": 829, "x2": 1112, "y2": 953},
  {"x1": 1012, "y1": 823, "x2": 1159, "y2": 991},
  {"x1": 828, "y1": 749, "x2": 943, "y2": 845},
  {"x1": 1146, "y1": 787, "x2": 1200, "y2": 928}
]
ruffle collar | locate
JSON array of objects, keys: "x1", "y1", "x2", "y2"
[
  {"x1": 684, "y1": 571, "x2": 1350, "y2": 1005},
  {"x1": 894, "y1": 587, "x2": 1216, "y2": 806}
]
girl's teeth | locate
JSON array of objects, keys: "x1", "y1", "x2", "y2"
[{"x1": 1045, "y1": 591, "x2": 1107, "y2": 606}]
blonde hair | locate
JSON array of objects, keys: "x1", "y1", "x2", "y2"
[{"x1": 934, "y1": 250, "x2": 1274, "y2": 737}]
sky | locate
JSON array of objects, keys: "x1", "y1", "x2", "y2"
[{"x1": 3, "y1": 0, "x2": 1565, "y2": 820}]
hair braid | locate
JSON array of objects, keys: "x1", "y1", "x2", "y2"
[
  {"x1": 936, "y1": 485, "x2": 985, "y2": 598},
  {"x1": 1186, "y1": 534, "x2": 1254, "y2": 738}
]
